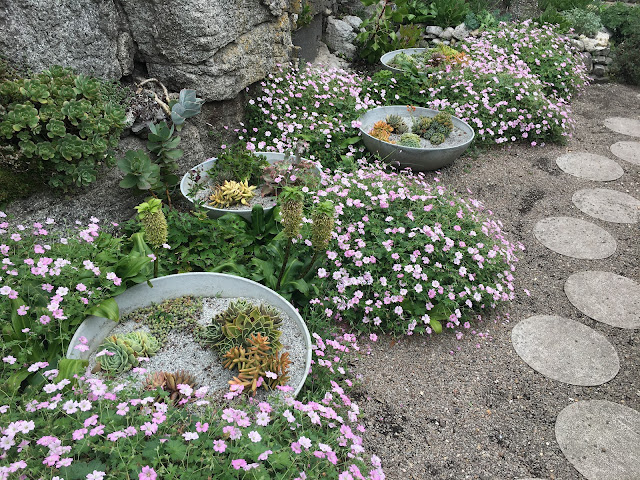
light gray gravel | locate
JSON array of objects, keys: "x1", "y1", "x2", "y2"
[{"x1": 88, "y1": 297, "x2": 307, "y2": 401}]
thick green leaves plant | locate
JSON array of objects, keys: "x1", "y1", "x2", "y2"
[
  {"x1": 170, "y1": 89, "x2": 204, "y2": 130},
  {"x1": 118, "y1": 150, "x2": 161, "y2": 190},
  {"x1": 0, "y1": 66, "x2": 125, "y2": 190}
]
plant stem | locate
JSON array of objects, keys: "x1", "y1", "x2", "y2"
[
  {"x1": 276, "y1": 240, "x2": 292, "y2": 291},
  {"x1": 153, "y1": 248, "x2": 159, "y2": 279},
  {"x1": 299, "y1": 249, "x2": 321, "y2": 280}
]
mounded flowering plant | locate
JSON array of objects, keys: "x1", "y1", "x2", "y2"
[
  {"x1": 366, "y1": 22, "x2": 589, "y2": 147},
  {"x1": 0, "y1": 332, "x2": 385, "y2": 480},
  {"x1": 312, "y1": 162, "x2": 523, "y2": 336},
  {"x1": 0, "y1": 213, "x2": 152, "y2": 392}
]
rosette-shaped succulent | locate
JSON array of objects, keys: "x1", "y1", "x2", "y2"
[
  {"x1": 430, "y1": 132, "x2": 446, "y2": 145},
  {"x1": 123, "y1": 330, "x2": 161, "y2": 357},
  {"x1": 135, "y1": 198, "x2": 167, "y2": 249},
  {"x1": 311, "y1": 201, "x2": 335, "y2": 252},
  {"x1": 411, "y1": 116, "x2": 433, "y2": 137},
  {"x1": 94, "y1": 338, "x2": 138, "y2": 374},
  {"x1": 279, "y1": 186, "x2": 305, "y2": 239},
  {"x1": 369, "y1": 120, "x2": 394, "y2": 143}
]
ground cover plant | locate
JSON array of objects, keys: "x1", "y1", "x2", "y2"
[
  {"x1": 0, "y1": 215, "x2": 152, "y2": 393},
  {"x1": 367, "y1": 21, "x2": 589, "y2": 146},
  {"x1": 311, "y1": 161, "x2": 522, "y2": 336}
]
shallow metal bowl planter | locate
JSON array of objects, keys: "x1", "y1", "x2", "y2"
[
  {"x1": 180, "y1": 152, "x2": 321, "y2": 221},
  {"x1": 67, "y1": 272, "x2": 313, "y2": 398},
  {"x1": 358, "y1": 105, "x2": 475, "y2": 171},
  {"x1": 380, "y1": 48, "x2": 427, "y2": 74}
]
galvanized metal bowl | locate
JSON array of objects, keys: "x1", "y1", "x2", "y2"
[
  {"x1": 380, "y1": 48, "x2": 427, "y2": 74},
  {"x1": 357, "y1": 105, "x2": 475, "y2": 171}
]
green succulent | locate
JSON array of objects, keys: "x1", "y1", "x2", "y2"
[
  {"x1": 118, "y1": 150, "x2": 161, "y2": 191},
  {"x1": 411, "y1": 116, "x2": 433, "y2": 137},
  {"x1": 398, "y1": 133, "x2": 422, "y2": 148},
  {"x1": 95, "y1": 338, "x2": 138, "y2": 375},
  {"x1": 385, "y1": 114, "x2": 408, "y2": 134},
  {"x1": 122, "y1": 330, "x2": 161, "y2": 357},
  {"x1": 430, "y1": 132, "x2": 446, "y2": 145},
  {"x1": 136, "y1": 198, "x2": 168, "y2": 249}
]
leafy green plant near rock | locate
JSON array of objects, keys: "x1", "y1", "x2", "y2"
[
  {"x1": 561, "y1": 8, "x2": 603, "y2": 36},
  {"x1": 0, "y1": 66, "x2": 126, "y2": 190}
]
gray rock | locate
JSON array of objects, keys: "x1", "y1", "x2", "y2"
[
  {"x1": 441, "y1": 27, "x2": 454, "y2": 40},
  {"x1": 431, "y1": 38, "x2": 443, "y2": 45},
  {"x1": 452, "y1": 23, "x2": 469, "y2": 40},
  {"x1": 0, "y1": 0, "x2": 296, "y2": 101},
  {"x1": 582, "y1": 52, "x2": 593, "y2": 73},
  {"x1": 593, "y1": 64, "x2": 608, "y2": 77},
  {"x1": 0, "y1": 0, "x2": 123, "y2": 78},
  {"x1": 342, "y1": 15, "x2": 362, "y2": 30},
  {"x1": 604, "y1": 117, "x2": 640, "y2": 138},
  {"x1": 425, "y1": 25, "x2": 444, "y2": 37},
  {"x1": 571, "y1": 39, "x2": 585, "y2": 51},
  {"x1": 555, "y1": 152, "x2": 624, "y2": 181},
  {"x1": 324, "y1": 16, "x2": 357, "y2": 60},
  {"x1": 593, "y1": 55, "x2": 607, "y2": 64},
  {"x1": 610, "y1": 140, "x2": 640, "y2": 166},
  {"x1": 533, "y1": 216, "x2": 617, "y2": 260}
]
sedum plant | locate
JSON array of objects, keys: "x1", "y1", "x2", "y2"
[{"x1": 0, "y1": 66, "x2": 126, "y2": 190}]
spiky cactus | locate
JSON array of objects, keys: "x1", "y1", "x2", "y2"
[{"x1": 398, "y1": 133, "x2": 422, "y2": 148}]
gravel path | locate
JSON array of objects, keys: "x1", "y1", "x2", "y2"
[{"x1": 353, "y1": 82, "x2": 640, "y2": 479}]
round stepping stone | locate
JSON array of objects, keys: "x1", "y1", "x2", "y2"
[
  {"x1": 565, "y1": 271, "x2": 640, "y2": 329},
  {"x1": 555, "y1": 400, "x2": 640, "y2": 480},
  {"x1": 533, "y1": 217, "x2": 617, "y2": 260},
  {"x1": 555, "y1": 153, "x2": 623, "y2": 181},
  {"x1": 610, "y1": 141, "x2": 640, "y2": 166},
  {"x1": 511, "y1": 315, "x2": 619, "y2": 386},
  {"x1": 572, "y1": 188, "x2": 640, "y2": 224},
  {"x1": 604, "y1": 117, "x2": 640, "y2": 138}
]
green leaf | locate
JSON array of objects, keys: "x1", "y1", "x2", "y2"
[
  {"x1": 7, "y1": 369, "x2": 31, "y2": 393},
  {"x1": 430, "y1": 319, "x2": 442, "y2": 334},
  {"x1": 56, "y1": 358, "x2": 89, "y2": 382},
  {"x1": 85, "y1": 298, "x2": 119, "y2": 321}
]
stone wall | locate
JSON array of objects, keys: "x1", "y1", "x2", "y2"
[{"x1": 0, "y1": 0, "x2": 332, "y2": 101}]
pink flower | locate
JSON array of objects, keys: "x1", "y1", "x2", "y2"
[
  {"x1": 213, "y1": 439, "x2": 227, "y2": 453},
  {"x1": 139, "y1": 466, "x2": 157, "y2": 480},
  {"x1": 248, "y1": 431, "x2": 262, "y2": 443},
  {"x1": 231, "y1": 459, "x2": 247, "y2": 470},
  {"x1": 182, "y1": 432, "x2": 199, "y2": 441}
]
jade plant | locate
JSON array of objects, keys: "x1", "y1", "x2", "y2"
[{"x1": 0, "y1": 65, "x2": 126, "y2": 190}]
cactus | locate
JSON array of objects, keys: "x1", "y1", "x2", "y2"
[
  {"x1": 208, "y1": 179, "x2": 257, "y2": 208},
  {"x1": 411, "y1": 116, "x2": 433, "y2": 137},
  {"x1": 398, "y1": 133, "x2": 423, "y2": 148},
  {"x1": 368, "y1": 120, "x2": 394, "y2": 143},
  {"x1": 385, "y1": 114, "x2": 408, "y2": 134},
  {"x1": 430, "y1": 132, "x2": 446, "y2": 145}
]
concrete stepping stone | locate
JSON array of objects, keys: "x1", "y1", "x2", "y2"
[
  {"x1": 565, "y1": 271, "x2": 640, "y2": 329},
  {"x1": 555, "y1": 400, "x2": 640, "y2": 480},
  {"x1": 533, "y1": 217, "x2": 617, "y2": 260},
  {"x1": 572, "y1": 188, "x2": 640, "y2": 224},
  {"x1": 555, "y1": 153, "x2": 623, "y2": 181},
  {"x1": 511, "y1": 315, "x2": 619, "y2": 386},
  {"x1": 604, "y1": 117, "x2": 640, "y2": 138},
  {"x1": 610, "y1": 141, "x2": 640, "y2": 166}
]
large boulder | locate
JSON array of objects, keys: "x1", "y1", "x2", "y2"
[
  {"x1": 324, "y1": 16, "x2": 357, "y2": 60},
  {"x1": 0, "y1": 0, "x2": 298, "y2": 101}
]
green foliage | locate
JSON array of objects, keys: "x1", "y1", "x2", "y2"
[
  {"x1": 561, "y1": 8, "x2": 603, "y2": 36},
  {"x1": 0, "y1": 166, "x2": 38, "y2": 204},
  {"x1": 538, "y1": 0, "x2": 592, "y2": 12},
  {"x1": 98, "y1": 79, "x2": 132, "y2": 109},
  {"x1": 430, "y1": 132, "x2": 446, "y2": 145},
  {"x1": 600, "y1": 2, "x2": 640, "y2": 43},
  {"x1": 118, "y1": 150, "x2": 161, "y2": 190},
  {"x1": 610, "y1": 29, "x2": 640, "y2": 86},
  {"x1": 464, "y1": 11, "x2": 481, "y2": 30},
  {"x1": 385, "y1": 114, "x2": 408, "y2": 134},
  {"x1": 429, "y1": 0, "x2": 470, "y2": 28},
  {"x1": 398, "y1": 132, "x2": 422, "y2": 147},
  {"x1": 136, "y1": 198, "x2": 168, "y2": 250},
  {"x1": 296, "y1": 1, "x2": 313, "y2": 28},
  {"x1": 170, "y1": 89, "x2": 203, "y2": 131},
  {"x1": 537, "y1": 6, "x2": 571, "y2": 31},
  {"x1": 95, "y1": 336, "x2": 140, "y2": 375},
  {"x1": 203, "y1": 299, "x2": 283, "y2": 353},
  {"x1": 206, "y1": 143, "x2": 269, "y2": 186},
  {"x1": 356, "y1": 0, "x2": 434, "y2": 64},
  {"x1": 411, "y1": 112, "x2": 453, "y2": 143},
  {"x1": 0, "y1": 66, "x2": 125, "y2": 190},
  {"x1": 147, "y1": 121, "x2": 183, "y2": 190}
]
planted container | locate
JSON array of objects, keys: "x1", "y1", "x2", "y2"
[
  {"x1": 67, "y1": 272, "x2": 313, "y2": 398},
  {"x1": 380, "y1": 48, "x2": 427, "y2": 74},
  {"x1": 180, "y1": 152, "x2": 321, "y2": 221},
  {"x1": 357, "y1": 105, "x2": 475, "y2": 171}
]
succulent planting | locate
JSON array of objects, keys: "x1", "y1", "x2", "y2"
[
  {"x1": 208, "y1": 179, "x2": 257, "y2": 208},
  {"x1": 93, "y1": 330, "x2": 160, "y2": 375},
  {"x1": 398, "y1": 132, "x2": 422, "y2": 148},
  {"x1": 385, "y1": 114, "x2": 408, "y2": 134}
]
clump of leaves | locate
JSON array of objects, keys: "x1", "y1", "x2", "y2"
[
  {"x1": 206, "y1": 143, "x2": 269, "y2": 186},
  {"x1": 122, "y1": 296, "x2": 202, "y2": 344},
  {"x1": 0, "y1": 65, "x2": 126, "y2": 190},
  {"x1": 208, "y1": 179, "x2": 257, "y2": 208},
  {"x1": 561, "y1": 8, "x2": 603, "y2": 36},
  {"x1": 143, "y1": 369, "x2": 198, "y2": 405}
]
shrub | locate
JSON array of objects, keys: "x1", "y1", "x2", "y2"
[
  {"x1": 561, "y1": 8, "x2": 603, "y2": 36},
  {"x1": 600, "y1": 2, "x2": 640, "y2": 43},
  {"x1": 0, "y1": 214, "x2": 152, "y2": 392},
  {"x1": 538, "y1": 0, "x2": 592, "y2": 12},
  {"x1": 610, "y1": 30, "x2": 640, "y2": 86},
  {"x1": 429, "y1": 0, "x2": 470, "y2": 28},
  {"x1": 312, "y1": 162, "x2": 523, "y2": 336},
  {"x1": 0, "y1": 66, "x2": 126, "y2": 190}
]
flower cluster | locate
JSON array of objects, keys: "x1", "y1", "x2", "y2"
[
  {"x1": 0, "y1": 334, "x2": 384, "y2": 479},
  {"x1": 311, "y1": 162, "x2": 524, "y2": 336}
]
